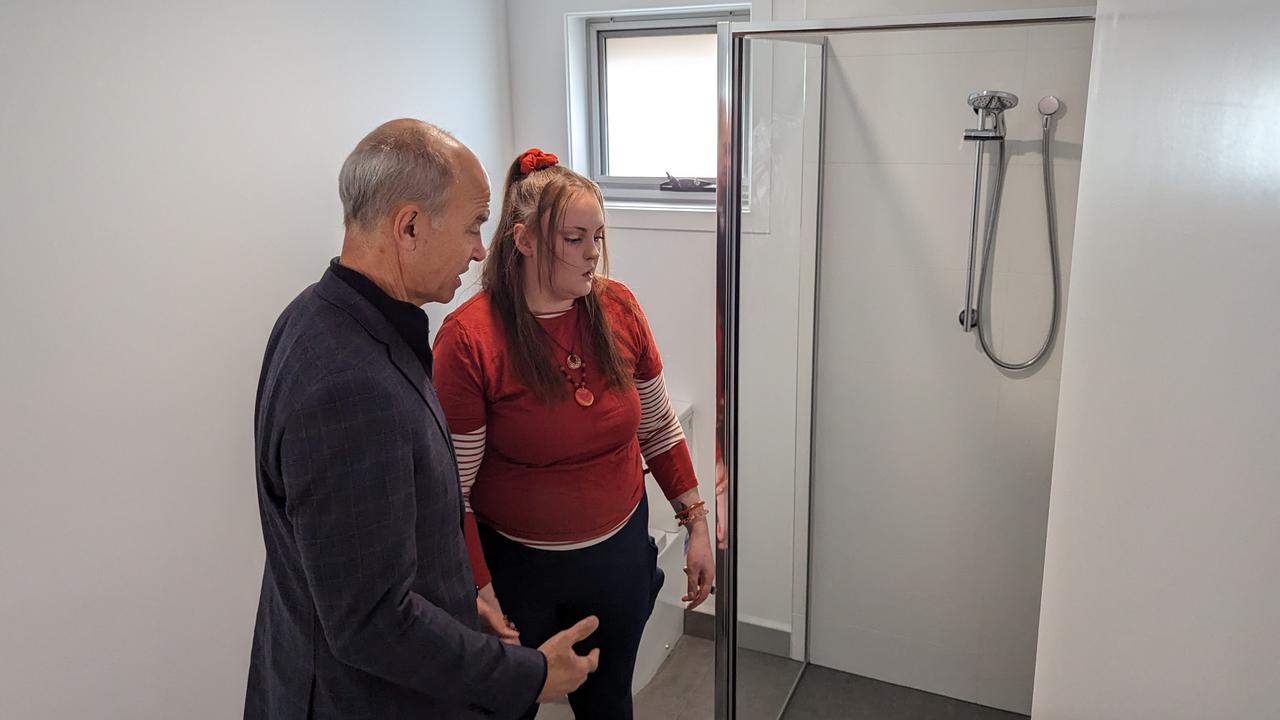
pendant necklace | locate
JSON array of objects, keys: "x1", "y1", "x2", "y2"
[{"x1": 538, "y1": 306, "x2": 594, "y2": 407}]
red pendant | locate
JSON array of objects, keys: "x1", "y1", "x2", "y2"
[
  {"x1": 574, "y1": 387, "x2": 595, "y2": 407},
  {"x1": 566, "y1": 353, "x2": 583, "y2": 370}
]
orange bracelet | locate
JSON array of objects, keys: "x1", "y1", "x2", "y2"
[
  {"x1": 674, "y1": 500, "x2": 706, "y2": 521},
  {"x1": 676, "y1": 503, "x2": 709, "y2": 527},
  {"x1": 678, "y1": 507, "x2": 709, "y2": 527}
]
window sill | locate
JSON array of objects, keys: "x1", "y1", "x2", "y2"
[
  {"x1": 602, "y1": 201, "x2": 770, "y2": 234},
  {"x1": 604, "y1": 202, "x2": 716, "y2": 232}
]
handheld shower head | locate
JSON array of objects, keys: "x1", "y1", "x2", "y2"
[{"x1": 1037, "y1": 95, "x2": 1062, "y2": 130}]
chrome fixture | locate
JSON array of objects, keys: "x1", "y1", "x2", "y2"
[
  {"x1": 959, "y1": 91, "x2": 1064, "y2": 371},
  {"x1": 963, "y1": 90, "x2": 1019, "y2": 141},
  {"x1": 1038, "y1": 95, "x2": 1061, "y2": 118}
]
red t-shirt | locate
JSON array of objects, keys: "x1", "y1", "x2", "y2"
[{"x1": 433, "y1": 279, "x2": 697, "y2": 586}]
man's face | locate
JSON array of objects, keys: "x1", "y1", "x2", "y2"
[{"x1": 410, "y1": 149, "x2": 489, "y2": 304}]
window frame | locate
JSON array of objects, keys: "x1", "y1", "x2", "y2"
[{"x1": 586, "y1": 9, "x2": 747, "y2": 206}]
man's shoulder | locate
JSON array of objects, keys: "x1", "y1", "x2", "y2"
[
  {"x1": 262, "y1": 283, "x2": 394, "y2": 400},
  {"x1": 276, "y1": 283, "x2": 376, "y2": 353}
]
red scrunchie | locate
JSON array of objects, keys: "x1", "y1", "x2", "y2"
[{"x1": 518, "y1": 148, "x2": 559, "y2": 175}]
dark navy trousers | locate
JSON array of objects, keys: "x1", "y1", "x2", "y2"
[{"x1": 480, "y1": 497, "x2": 665, "y2": 720}]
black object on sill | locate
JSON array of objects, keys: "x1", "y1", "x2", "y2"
[{"x1": 660, "y1": 172, "x2": 716, "y2": 192}]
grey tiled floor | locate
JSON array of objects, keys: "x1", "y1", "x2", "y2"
[
  {"x1": 538, "y1": 635, "x2": 1027, "y2": 720},
  {"x1": 781, "y1": 665, "x2": 1029, "y2": 720},
  {"x1": 537, "y1": 635, "x2": 801, "y2": 720},
  {"x1": 633, "y1": 635, "x2": 715, "y2": 720}
]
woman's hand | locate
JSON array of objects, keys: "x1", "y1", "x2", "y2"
[
  {"x1": 476, "y1": 583, "x2": 521, "y2": 646},
  {"x1": 683, "y1": 520, "x2": 715, "y2": 610},
  {"x1": 673, "y1": 488, "x2": 716, "y2": 610}
]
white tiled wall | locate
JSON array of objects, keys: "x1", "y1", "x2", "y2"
[
  {"x1": 1035, "y1": 2, "x2": 1280, "y2": 718},
  {"x1": 805, "y1": 20, "x2": 1094, "y2": 714}
]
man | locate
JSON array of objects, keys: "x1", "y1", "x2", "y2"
[{"x1": 246, "y1": 119, "x2": 598, "y2": 719}]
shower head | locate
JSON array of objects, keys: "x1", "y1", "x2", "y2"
[
  {"x1": 1038, "y1": 95, "x2": 1062, "y2": 116},
  {"x1": 968, "y1": 90, "x2": 1019, "y2": 113}
]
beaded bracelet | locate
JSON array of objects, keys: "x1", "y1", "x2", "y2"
[
  {"x1": 674, "y1": 500, "x2": 706, "y2": 522},
  {"x1": 677, "y1": 505, "x2": 709, "y2": 528}
]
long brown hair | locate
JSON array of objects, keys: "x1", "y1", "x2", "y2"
[{"x1": 481, "y1": 154, "x2": 633, "y2": 402}]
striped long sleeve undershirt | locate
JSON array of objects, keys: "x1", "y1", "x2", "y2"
[{"x1": 453, "y1": 373, "x2": 688, "y2": 515}]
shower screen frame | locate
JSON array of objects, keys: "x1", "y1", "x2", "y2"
[{"x1": 714, "y1": 7, "x2": 1096, "y2": 720}]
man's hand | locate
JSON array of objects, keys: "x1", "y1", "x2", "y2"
[
  {"x1": 536, "y1": 616, "x2": 601, "y2": 702},
  {"x1": 476, "y1": 584, "x2": 520, "y2": 646}
]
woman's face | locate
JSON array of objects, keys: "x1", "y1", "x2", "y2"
[{"x1": 543, "y1": 192, "x2": 604, "y2": 301}]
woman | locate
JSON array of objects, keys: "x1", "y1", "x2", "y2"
[{"x1": 432, "y1": 148, "x2": 714, "y2": 719}]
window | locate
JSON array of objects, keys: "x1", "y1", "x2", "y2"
[{"x1": 586, "y1": 9, "x2": 747, "y2": 204}]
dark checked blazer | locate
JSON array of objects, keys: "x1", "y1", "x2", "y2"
[{"x1": 245, "y1": 267, "x2": 545, "y2": 719}]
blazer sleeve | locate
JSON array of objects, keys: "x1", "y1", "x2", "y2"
[{"x1": 280, "y1": 368, "x2": 545, "y2": 717}]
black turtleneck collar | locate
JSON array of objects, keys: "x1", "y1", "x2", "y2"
[{"x1": 329, "y1": 258, "x2": 433, "y2": 378}]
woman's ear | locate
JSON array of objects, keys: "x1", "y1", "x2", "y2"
[{"x1": 513, "y1": 222, "x2": 535, "y2": 257}]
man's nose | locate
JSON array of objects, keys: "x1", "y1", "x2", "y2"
[{"x1": 472, "y1": 234, "x2": 487, "y2": 262}]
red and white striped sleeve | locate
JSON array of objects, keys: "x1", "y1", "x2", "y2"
[
  {"x1": 636, "y1": 372, "x2": 698, "y2": 501},
  {"x1": 637, "y1": 373, "x2": 685, "y2": 462},
  {"x1": 452, "y1": 426, "x2": 486, "y2": 513},
  {"x1": 432, "y1": 318, "x2": 493, "y2": 587}
]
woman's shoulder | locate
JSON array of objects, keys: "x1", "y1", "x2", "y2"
[
  {"x1": 439, "y1": 290, "x2": 500, "y2": 344},
  {"x1": 597, "y1": 276, "x2": 642, "y2": 316},
  {"x1": 444, "y1": 290, "x2": 493, "y2": 322}
]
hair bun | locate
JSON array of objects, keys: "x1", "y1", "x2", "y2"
[{"x1": 518, "y1": 148, "x2": 559, "y2": 175}]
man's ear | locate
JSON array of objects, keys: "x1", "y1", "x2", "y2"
[
  {"x1": 392, "y1": 204, "x2": 424, "y2": 249},
  {"x1": 513, "y1": 223, "x2": 535, "y2": 257}
]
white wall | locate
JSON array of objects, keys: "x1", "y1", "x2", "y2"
[
  {"x1": 0, "y1": 2, "x2": 515, "y2": 717},
  {"x1": 1033, "y1": 1, "x2": 1280, "y2": 717}
]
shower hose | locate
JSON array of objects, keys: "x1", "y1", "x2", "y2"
[{"x1": 974, "y1": 115, "x2": 1062, "y2": 371}]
